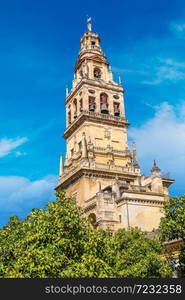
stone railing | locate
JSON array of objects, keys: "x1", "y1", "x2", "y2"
[
  {"x1": 93, "y1": 146, "x2": 131, "y2": 156},
  {"x1": 64, "y1": 110, "x2": 128, "y2": 134},
  {"x1": 82, "y1": 110, "x2": 127, "y2": 123},
  {"x1": 94, "y1": 162, "x2": 136, "y2": 174}
]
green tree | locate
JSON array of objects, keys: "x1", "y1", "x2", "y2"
[
  {"x1": 0, "y1": 191, "x2": 171, "y2": 278},
  {"x1": 159, "y1": 195, "x2": 185, "y2": 276}
]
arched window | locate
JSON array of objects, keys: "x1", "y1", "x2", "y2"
[
  {"x1": 114, "y1": 102, "x2": 120, "y2": 116},
  {"x1": 68, "y1": 110, "x2": 71, "y2": 125},
  {"x1": 94, "y1": 67, "x2": 101, "y2": 79},
  {"x1": 100, "y1": 93, "x2": 108, "y2": 114},
  {"x1": 91, "y1": 41, "x2": 96, "y2": 48},
  {"x1": 73, "y1": 99, "x2": 77, "y2": 119},
  {"x1": 103, "y1": 186, "x2": 112, "y2": 193}
]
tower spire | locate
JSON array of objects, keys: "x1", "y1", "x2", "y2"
[
  {"x1": 118, "y1": 74, "x2": 122, "y2": 85},
  {"x1": 132, "y1": 142, "x2": 140, "y2": 168}
]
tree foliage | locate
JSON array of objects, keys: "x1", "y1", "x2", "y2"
[
  {"x1": 159, "y1": 195, "x2": 185, "y2": 277},
  {"x1": 0, "y1": 191, "x2": 171, "y2": 278},
  {"x1": 160, "y1": 195, "x2": 185, "y2": 242}
]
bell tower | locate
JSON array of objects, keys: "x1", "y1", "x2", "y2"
[{"x1": 56, "y1": 20, "x2": 174, "y2": 232}]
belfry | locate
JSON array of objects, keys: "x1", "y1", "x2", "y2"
[{"x1": 56, "y1": 20, "x2": 174, "y2": 232}]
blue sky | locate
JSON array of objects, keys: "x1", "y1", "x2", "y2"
[{"x1": 0, "y1": 0, "x2": 185, "y2": 226}]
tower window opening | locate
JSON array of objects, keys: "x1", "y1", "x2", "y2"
[
  {"x1": 94, "y1": 67, "x2": 101, "y2": 79},
  {"x1": 89, "y1": 96, "x2": 96, "y2": 112},
  {"x1": 100, "y1": 93, "x2": 108, "y2": 114},
  {"x1": 68, "y1": 110, "x2": 71, "y2": 125},
  {"x1": 114, "y1": 102, "x2": 120, "y2": 116},
  {"x1": 71, "y1": 148, "x2": 74, "y2": 158},
  {"x1": 79, "y1": 98, "x2": 83, "y2": 112},
  {"x1": 78, "y1": 141, "x2": 82, "y2": 152},
  {"x1": 73, "y1": 99, "x2": 77, "y2": 119},
  {"x1": 91, "y1": 41, "x2": 96, "y2": 48}
]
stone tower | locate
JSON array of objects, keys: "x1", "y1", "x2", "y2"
[{"x1": 56, "y1": 20, "x2": 174, "y2": 232}]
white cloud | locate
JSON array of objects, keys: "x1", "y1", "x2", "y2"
[
  {"x1": 0, "y1": 175, "x2": 57, "y2": 226},
  {"x1": 161, "y1": 58, "x2": 185, "y2": 68},
  {"x1": 142, "y1": 57, "x2": 185, "y2": 85},
  {"x1": 15, "y1": 151, "x2": 27, "y2": 157},
  {"x1": 0, "y1": 137, "x2": 28, "y2": 158},
  {"x1": 171, "y1": 22, "x2": 185, "y2": 37},
  {"x1": 129, "y1": 101, "x2": 185, "y2": 196}
]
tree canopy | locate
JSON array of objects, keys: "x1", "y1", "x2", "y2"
[
  {"x1": 0, "y1": 191, "x2": 172, "y2": 278},
  {"x1": 159, "y1": 195, "x2": 185, "y2": 277}
]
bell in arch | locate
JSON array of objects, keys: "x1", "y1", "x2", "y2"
[
  {"x1": 101, "y1": 103, "x2": 108, "y2": 114},
  {"x1": 114, "y1": 103, "x2": 120, "y2": 116},
  {"x1": 89, "y1": 104, "x2": 95, "y2": 111},
  {"x1": 100, "y1": 93, "x2": 108, "y2": 114},
  {"x1": 89, "y1": 96, "x2": 96, "y2": 112}
]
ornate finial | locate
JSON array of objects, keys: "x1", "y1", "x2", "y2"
[
  {"x1": 132, "y1": 141, "x2": 140, "y2": 169},
  {"x1": 151, "y1": 159, "x2": 161, "y2": 176},
  {"x1": 66, "y1": 85, "x2": 69, "y2": 97},
  {"x1": 87, "y1": 16, "x2": 92, "y2": 32}
]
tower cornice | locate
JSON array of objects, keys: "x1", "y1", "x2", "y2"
[
  {"x1": 63, "y1": 110, "x2": 130, "y2": 139},
  {"x1": 56, "y1": 167, "x2": 139, "y2": 191}
]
